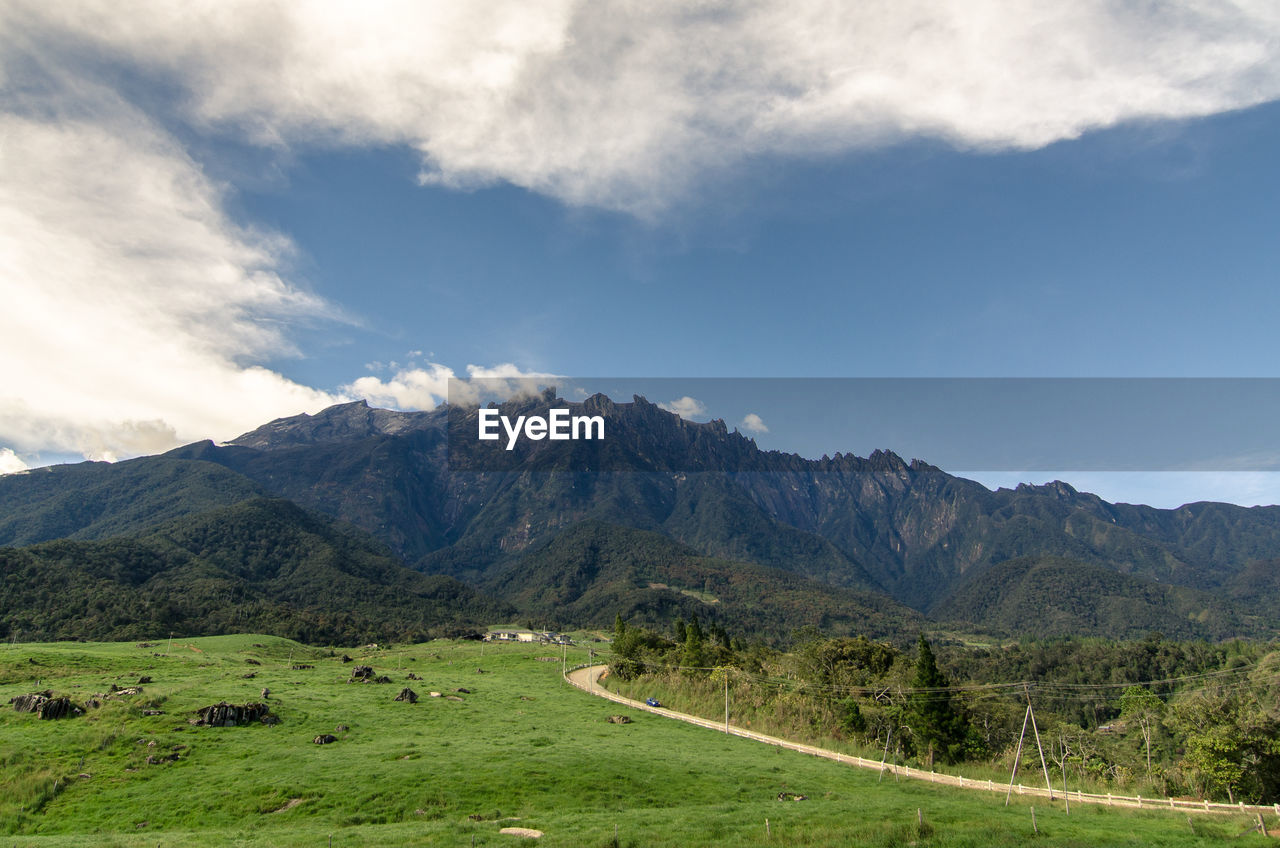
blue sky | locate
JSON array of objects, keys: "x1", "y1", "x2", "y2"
[{"x1": 3, "y1": 2, "x2": 1280, "y2": 508}]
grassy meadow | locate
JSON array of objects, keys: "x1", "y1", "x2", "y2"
[{"x1": 0, "y1": 635, "x2": 1273, "y2": 847}]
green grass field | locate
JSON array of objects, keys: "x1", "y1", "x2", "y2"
[{"x1": 0, "y1": 635, "x2": 1272, "y2": 846}]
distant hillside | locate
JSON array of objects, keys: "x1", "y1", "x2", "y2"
[
  {"x1": 0, "y1": 457, "x2": 262, "y2": 546},
  {"x1": 0, "y1": 498, "x2": 511, "y2": 644},
  {"x1": 479, "y1": 521, "x2": 925, "y2": 643},
  {"x1": 930, "y1": 556, "x2": 1258, "y2": 640}
]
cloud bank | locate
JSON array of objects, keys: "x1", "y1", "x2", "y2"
[
  {"x1": 0, "y1": 99, "x2": 343, "y2": 462},
  {"x1": 344, "y1": 362, "x2": 561, "y2": 410},
  {"x1": 12, "y1": 1, "x2": 1280, "y2": 215}
]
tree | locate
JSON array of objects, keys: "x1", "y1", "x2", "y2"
[
  {"x1": 1119, "y1": 685, "x2": 1164, "y2": 775},
  {"x1": 614, "y1": 612, "x2": 627, "y2": 641},
  {"x1": 682, "y1": 613, "x2": 706, "y2": 671},
  {"x1": 908, "y1": 635, "x2": 974, "y2": 766}
]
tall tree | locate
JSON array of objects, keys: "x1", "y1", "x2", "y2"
[{"x1": 909, "y1": 634, "x2": 973, "y2": 766}]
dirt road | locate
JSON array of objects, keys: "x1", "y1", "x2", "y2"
[{"x1": 565, "y1": 664, "x2": 1274, "y2": 819}]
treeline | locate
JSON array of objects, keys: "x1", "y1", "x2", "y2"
[
  {"x1": 608, "y1": 621, "x2": 1280, "y2": 804},
  {"x1": 0, "y1": 498, "x2": 512, "y2": 645}
]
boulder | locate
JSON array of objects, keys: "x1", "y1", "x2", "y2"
[
  {"x1": 349, "y1": 666, "x2": 374, "y2": 682},
  {"x1": 606, "y1": 715, "x2": 632, "y2": 724},
  {"x1": 394, "y1": 688, "x2": 418, "y2": 703},
  {"x1": 313, "y1": 734, "x2": 337, "y2": 745},
  {"x1": 11, "y1": 692, "x2": 80, "y2": 719},
  {"x1": 191, "y1": 702, "x2": 274, "y2": 727}
]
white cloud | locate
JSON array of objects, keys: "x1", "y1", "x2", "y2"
[
  {"x1": 342, "y1": 362, "x2": 560, "y2": 410},
  {"x1": 8, "y1": 1, "x2": 1280, "y2": 214},
  {"x1": 659, "y1": 396, "x2": 708, "y2": 420},
  {"x1": 343, "y1": 363, "x2": 455, "y2": 411},
  {"x1": 740, "y1": 413, "x2": 769, "y2": 434},
  {"x1": 0, "y1": 448, "x2": 28, "y2": 475},
  {"x1": 0, "y1": 99, "x2": 343, "y2": 461}
]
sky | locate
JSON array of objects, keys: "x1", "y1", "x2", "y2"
[{"x1": 3, "y1": 1, "x2": 1280, "y2": 508}]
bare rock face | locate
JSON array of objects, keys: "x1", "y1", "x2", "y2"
[
  {"x1": 191, "y1": 702, "x2": 274, "y2": 727},
  {"x1": 11, "y1": 692, "x2": 81, "y2": 719},
  {"x1": 394, "y1": 688, "x2": 418, "y2": 703}
]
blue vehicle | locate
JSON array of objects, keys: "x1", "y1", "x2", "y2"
[{"x1": 645, "y1": 697, "x2": 662, "y2": 708}]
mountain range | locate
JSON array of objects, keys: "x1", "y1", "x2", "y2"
[{"x1": 2, "y1": 390, "x2": 1278, "y2": 644}]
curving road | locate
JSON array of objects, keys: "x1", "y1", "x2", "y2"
[{"x1": 566, "y1": 665, "x2": 1274, "y2": 819}]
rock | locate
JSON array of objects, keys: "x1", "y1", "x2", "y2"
[
  {"x1": 313, "y1": 734, "x2": 337, "y2": 745},
  {"x1": 341, "y1": 655, "x2": 353, "y2": 663},
  {"x1": 261, "y1": 688, "x2": 270, "y2": 699},
  {"x1": 137, "y1": 676, "x2": 152, "y2": 684},
  {"x1": 606, "y1": 715, "x2": 632, "y2": 724},
  {"x1": 245, "y1": 658, "x2": 261, "y2": 665},
  {"x1": 242, "y1": 672, "x2": 257, "y2": 679},
  {"x1": 394, "y1": 688, "x2": 418, "y2": 703},
  {"x1": 349, "y1": 666, "x2": 375, "y2": 682},
  {"x1": 291, "y1": 664, "x2": 314, "y2": 670},
  {"x1": 455, "y1": 687, "x2": 471, "y2": 694},
  {"x1": 11, "y1": 692, "x2": 80, "y2": 719},
  {"x1": 406, "y1": 673, "x2": 421, "y2": 681},
  {"x1": 372, "y1": 675, "x2": 392, "y2": 684},
  {"x1": 446, "y1": 695, "x2": 464, "y2": 702},
  {"x1": 429, "y1": 691, "x2": 442, "y2": 698},
  {"x1": 335, "y1": 724, "x2": 350, "y2": 732},
  {"x1": 191, "y1": 702, "x2": 274, "y2": 727},
  {"x1": 142, "y1": 709, "x2": 164, "y2": 716},
  {"x1": 777, "y1": 792, "x2": 808, "y2": 801}
]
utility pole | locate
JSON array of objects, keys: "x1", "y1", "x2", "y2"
[
  {"x1": 724, "y1": 670, "x2": 730, "y2": 733},
  {"x1": 1025, "y1": 685, "x2": 1054, "y2": 800}
]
